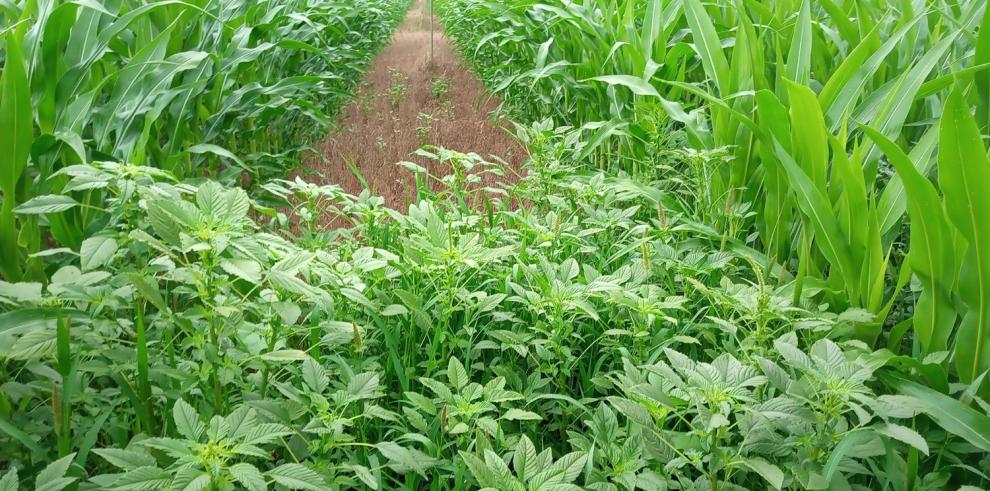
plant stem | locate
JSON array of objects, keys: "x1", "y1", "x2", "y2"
[
  {"x1": 55, "y1": 314, "x2": 72, "y2": 457},
  {"x1": 135, "y1": 299, "x2": 155, "y2": 434}
]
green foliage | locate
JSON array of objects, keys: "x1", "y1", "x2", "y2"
[
  {"x1": 2, "y1": 141, "x2": 989, "y2": 487},
  {"x1": 0, "y1": 0, "x2": 408, "y2": 282},
  {"x1": 3, "y1": 0, "x2": 990, "y2": 488}
]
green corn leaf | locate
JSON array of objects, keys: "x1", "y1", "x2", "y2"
[
  {"x1": 975, "y1": 3, "x2": 990, "y2": 106},
  {"x1": 820, "y1": 19, "x2": 920, "y2": 127},
  {"x1": 0, "y1": 32, "x2": 31, "y2": 197},
  {"x1": 861, "y1": 124, "x2": 958, "y2": 353},
  {"x1": 0, "y1": 30, "x2": 32, "y2": 281},
  {"x1": 583, "y1": 75, "x2": 659, "y2": 97},
  {"x1": 939, "y1": 87, "x2": 990, "y2": 386},
  {"x1": 641, "y1": 0, "x2": 664, "y2": 62},
  {"x1": 876, "y1": 124, "x2": 939, "y2": 236},
  {"x1": 886, "y1": 375, "x2": 990, "y2": 452},
  {"x1": 0, "y1": 412, "x2": 46, "y2": 457},
  {"x1": 682, "y1": 0, "x2": 730, "y2": 96},
  {"x1": 784, "y1": 0, "x2": 812, "y2": 86},
  {"x1": 785, "y1": 80, "x2": 828, "y2": 191},
  {"x1": 772, "y1": 139, "x2": 855, "y2": 289}
]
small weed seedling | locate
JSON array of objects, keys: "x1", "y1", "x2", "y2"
[
  {"x1": 431, "y1": 75, "x2": 450, "y2": 100},
  {"x1": 387, "y1": 67, "x2": 408, "y2": 109},
  {"x1": 416, "y1": 112, "x2": 437, "y2": 145}
]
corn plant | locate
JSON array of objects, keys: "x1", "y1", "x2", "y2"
[{"x1": 0, "y1": 0, "x2": 408, "y2": 282}]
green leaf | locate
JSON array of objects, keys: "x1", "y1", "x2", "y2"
[
  {"x1": 975, "y1": 2, "x2": 990, "y2": 103},
  {"x1": 539, "y1": 451, "x2": 586, "y2": 485},
  {"x1": 819, "y1": 19, "x2": 918, "y2": 126},
  {"x1": 0, "y1": 31, "x2": 31, "y2": 197},
  {"x1": 771, "y1": 139, "x2": 855, "y2": 289},
  {"x1": 178, "y1": 473, "x2": 210, "y2": 491},
  {"x1": 347, "y1": 372, "x2": 380, "y2": 400},
  {"x1": 874, "y1": 423, "x2": 929, "y2": 455},
  {"x1": 377, "y1": 442, "x2": 437, "y2": 477},
  {"x1": 260, "y1": 349, "x2": 308, "y2": 361},
  {"x1": 860, "y1": 124, "x2": 957, "y2": 353},
  {"x1": 886, "y1": 376, "x2": 990, "y2": 452},
  {"x1": 172, "y1": 399, "x2": 204, "y2": 442},
  {"x1": 220, "y1": 258, "x2": 262, "y2": 283},
  {"x1": 104, "y1": 466, "x2": 171, "y2": 490},
  {"x1": 35, "y1": 453, "x2": 76, "y2": 491},
  {"x1": 34, "y1": 478, "x2": 76, "y2": 491},
  {"x1": 0, "y1": 412, "x2": 46, "y2": 456},
  {"x1": 302, "y1": 358, "x2": 329, "y2": 394},
  {"x1": 784, "y1": 80, "x2": 828, "y2": 190},
  {"x1": 741, "y1": 457, "x2": 784, "y2": 489},
  {"x1": 79, "y1": 235, "x2": 118, "y2": 271},
  {"x1": 267, "y1": 463, "x2": 328, "y2": 490},
  {"x1": 682, "y1": 0, "x2": 730, "y2": 95},
  {"x1": 784, "y1": 0, "x2": 812, "y2": 85},
  {"x1": 13, "y1": 195, "x2": 79, "y2": 215},
  {"x1": 823, "y1": 429, "x2": 875, "y2": 484},
  {"x1": 93, "y1": 448, "x2": 156, "y2": 470},
  {"x1": 502, "y1": 408, "x2": 542, "y2": 421},
  {"x1": 459, "y1": 451, "x2": 499, "y2": 488},
  {"x1": 351, "y1": 465, "x2": 377, "y2": 490},
  {"x1": 583, "y1": 75, "x2": 659, "y2": 97},
  {"x1": 513, "y1": 435, "x2": 539, "y2": 481},
  {"x1": 939, "y1": 87, "x2": 990, "y2": 385},
  {"x1": 447, "y1": 357, "x2": 469, "y2": 390},
  {"x1": 229, "y1": 463, "x2": 266, "y2": 491},
  {"x1": 187, "y1": 143, "x2": 247, "y2": 171},
  {"x1": 0, "y1": 470, "x2": 16, "y2": 491},
  {"x1": 380, "y1": 304, "x2": 408, "y2": 316},
  {"x1": 128, "y1": 273, "x2": 168, "y2": 314}
]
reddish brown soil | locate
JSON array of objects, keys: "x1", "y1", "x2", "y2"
[{"x1": 297, "y1": 0, "x2": 525, "y2": 210}]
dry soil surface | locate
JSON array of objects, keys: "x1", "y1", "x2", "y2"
[{"x1": 298, "y1": 0, "x2": 525, "y2": 209}]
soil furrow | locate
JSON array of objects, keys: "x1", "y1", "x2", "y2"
[{"x1": 298, "y1": 0, "x2": 524, "y2": 209}]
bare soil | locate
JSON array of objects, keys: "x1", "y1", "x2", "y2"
[{"x1": 297, "y1": 0, "x2": 525, "y2": 209}]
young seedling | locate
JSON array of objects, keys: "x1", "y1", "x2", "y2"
[{"x1": 387, "y1": 67, "x2": 408, "y2": 109}]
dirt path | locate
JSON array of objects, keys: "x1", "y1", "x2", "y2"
[{"x1": 298, "y1": 0, "x2": 524, "y2": 209}]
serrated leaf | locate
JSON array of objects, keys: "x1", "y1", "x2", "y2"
[
  {"x1": 36, "y1": 453, "x2": 76, "y2": 485},
  {"x1": 229, "y1": 463, "x2": 267, "y2": 491},
  {"x1": 447, "y1": 357, "x2": 469, "y2": 390},
  {"x1": 380, "y1": 304, "x2": 408, "y2": 316},
  {"x1": 102, "y1": 466, "x2": 171, "y2": 490},
  {"x1": 377, "y1": 442, "x2": 437, "y2": 477},
  {"x1": 513, "y1": 434, "x2": 540, "y2": 480},
  {"x1": 80, "y1": 236, "x2": 118, "y2": 271},
  {"x1": 742, "y1": 457, "x2": 784, "y2": 489},
  {"x1": 302, "y1": 358, "x2": 329, "y2": 394},
  {"x1": 267, "y1": 463, "x2": 328, "y2": 490},
  {"x1": 14, "y1": 195, "x2": 78, "y2": 214},
  {"x1": 220, "y1": 258, "x2": 262, "y2": 283},
  {"x1": 93, "y1": 448, "x2": 156, "y2": 470},
  {"x1": 260, "y1": 349, "x2": 308, "y2": 361},
  {"x1": 875, "y1": 423, "x2": 929, "y2": 455},
  {"x1": 172, "y1": 399, "x2": 204, "y2": 442},
  {"x1": 348, "y1": 372, "x2": 380, "y2": 400},
  {"x1": 128, "y1": 273, "x2": 168, "y2": 313},
  {"x1": 351, "y1": 465, "x2": 377, "y2": 490},
  {"x1": 502, "y1": 408, "x2": 542, "y2": 421}
]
